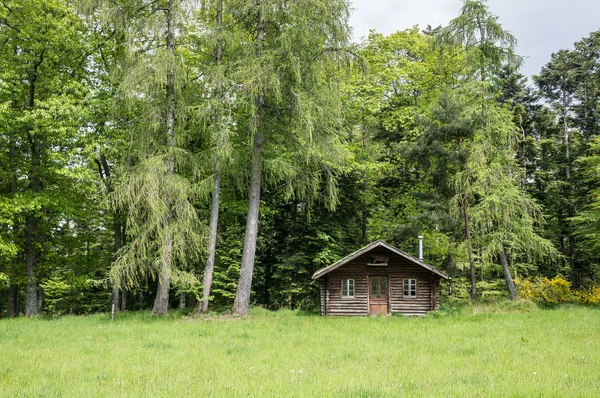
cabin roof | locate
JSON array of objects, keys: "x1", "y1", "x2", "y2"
[{"x1": 312, "y1": 240, "x2": 450, "y2": 280}]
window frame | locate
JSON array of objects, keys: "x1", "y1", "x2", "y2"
[
  {"x1": 341, "y1": 278, "x2": 355, "y2": 298},
  {"x1": 403, "y1": 278, "x2": 417, "y2": 298},
  {"x1": 369, "y1": 275, "x2": 388, "y2": 298}
]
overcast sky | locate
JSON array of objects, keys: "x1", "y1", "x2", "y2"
[{"x1": 349, "y1": 0, "x2": 600, "y2": 80}]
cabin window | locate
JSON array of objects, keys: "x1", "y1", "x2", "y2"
[
  {"x1": 403, "y1": 279, "x2": 417, "y2": 298},
  {"x1": 341, "y1": 279, "x2": 355, "y2": 297}
]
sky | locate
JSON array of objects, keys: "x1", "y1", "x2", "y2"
[{"x1": 349, "y1": 0, "x2": 600, "y2": 80}]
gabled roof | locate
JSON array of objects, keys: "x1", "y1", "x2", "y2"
[{"x1": 312, "y1": 240, "x2": 450, "y2": 280}]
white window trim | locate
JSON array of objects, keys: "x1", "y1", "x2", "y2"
[
  {"x1": 403, "y1": 278, "x2": 417, "y2": 298},
  {"x1": 341, "y1": 278, "x2": 355, "y2": 297}
]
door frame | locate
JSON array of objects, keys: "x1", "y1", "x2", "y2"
[{"x1": 368, "y1": 274, "x2": 390, "y2": 315}]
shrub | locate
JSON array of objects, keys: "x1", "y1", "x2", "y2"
[
  {"x1": 41, "y1": 277, "x2": 72, "y2": 316},
  {"x1": 574, "y1": 287, "x2": 600, "y2": 305},
  {"x1": 516, "y1": 276, "x2": 572, "y2": 307},
  {"x1": 516, "y1": 276, "x2": 600, "y2": 307}
]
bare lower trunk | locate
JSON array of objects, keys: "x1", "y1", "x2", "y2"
[
  {"x1": 154, "y1": 228, "x2": 173, "y2": 314},
  {"x1": 195, "y1": 0, "x2": 223, "y2": 315},
  {"x1": 464, "y1": 200, "x2": 476, "y2": 301},
  {"x1": 179, "y1": 292, "x2": 186, "y2": 309},
  {"x1": 111, "y1": 213, "x2": 121, "y2": 312},
  {"x1": 196, "y1": 161, "x2": 220, "y2": 314},
  {"x1": 499, "y1": 247, "x2": 518, "y2": 300},
  {"x1": 8, "y1": 284, "x2": 18, "y2": 317},
  {"x1": 121, "y1": 285, "x2": 127, "y2": 311},
  {"x1": 25, "y1": 214, "x2": 39, "y2": 316},
  {"x1": 232, "y1": 3, "x2": 266, "y2": 317},
  {"x1": 25, "y1": 58, "x2": 42, "y2": 317},
  {"x1": 232, "y1": 131, "x2": 264, "y2": 316},
  {"x1": 153, "y1": 0, "x2": 176, "y2": 316},
  {"x1": 154, "y1": 259, "x2": 171, "y2": 315},
  {"x1": 111, "y1": 287, "x2": 120, "y2": 312}
]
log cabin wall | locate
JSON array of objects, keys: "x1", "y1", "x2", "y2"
[
  {"x1": 323, "y1": 250, "x2": 442, "y2": 316},
  {"x1": 319, "y1": 278, "x2": 326, "y2": 316}
]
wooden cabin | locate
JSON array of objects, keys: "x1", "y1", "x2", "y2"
[{"x1": 313, "y1": 240, "x2": 450, "y2": 316}]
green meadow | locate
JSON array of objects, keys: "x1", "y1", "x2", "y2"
[{"x1": 1, "y1": 304, "x2": 599, "y2": 397}]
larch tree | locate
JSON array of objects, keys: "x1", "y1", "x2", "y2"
[
  {"x1": 464, "y1": 103, "x2": 559, "y2": 299},
  {"x1": 99, "y1": 0, "x2": 207, "y2": 315},
  {"x1": 189, "y1": 0, "x2": 234, "y2": 314},
  {"x1": 231, "y1": 0, "x2": 352, "y2": 316},
  {"x1": 437, "y1": 0, "x2": 519, "y2": 300}
]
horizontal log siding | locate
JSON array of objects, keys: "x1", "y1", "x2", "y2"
[
  {"x1": 319, "y1": 279, "x2": 326, "y2": 316},
  {"x1": 324, "y1": 249, "x2": 442, "y2": 316},
  {"x1": 326, "y1": 273, "x2": 368, "y2": 316}
]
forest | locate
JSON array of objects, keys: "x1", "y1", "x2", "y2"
[{"x1": 2, "y1": 0, "x2": 600, "y2": 318}]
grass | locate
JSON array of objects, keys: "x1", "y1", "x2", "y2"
[{"x1": 1, "y1": 304, "x2": 599, "y2": 397}]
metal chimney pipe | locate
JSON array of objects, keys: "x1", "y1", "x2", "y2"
[{"x1": 418, "y1": 236, "x2": 424, "y2": 261}]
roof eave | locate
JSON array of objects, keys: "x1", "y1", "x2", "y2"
[{"x1": 312, "y1": 240, "x2": 450, "y2": 280}]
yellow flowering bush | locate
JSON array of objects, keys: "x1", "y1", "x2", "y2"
[
  {"x1": 515, "y1": 276, "x2": 573, "y2": 307},
  {"x1": 516, "y1": 276, "x2": 600, "y2": 307},
  {"x1": 574, "y1": 287, "x2": 600, "y2": 305}
]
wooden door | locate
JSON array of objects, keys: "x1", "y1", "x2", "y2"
[{"x1": 369, "y1": 276, "x2": 389, "y2": 315}]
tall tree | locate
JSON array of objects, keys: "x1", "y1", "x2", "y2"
[
  {"x1": 437, "y1": 0, "x2": 519, "y2": 300},
  {"x1": 231, "y1": 0, "x2": 352, "y2": 315},
  {"x1": 192, "y1": 0, "x2": 230, "y2": 314},
  {"x1": 0, "y1": 0, "x2": 90, "y2": 315},
  {"x1": 103, "y1": 0, "x2": 206, "y2": 315}
]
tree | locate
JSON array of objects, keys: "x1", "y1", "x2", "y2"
[
  {"x1": 190, "y1": 0, "x2": 232, "y2": 314},
  {"x1": 437, "y1": 0, "x2": 519, "y2": 300},
  {"x1": 0, "y1": 0, "x2": 91, "y2": 315},
  {"x1": 102, "y1": 0, "x2": 206, "y2": 315},
  {"x1": 231, "y1": 0, "x2": 352, "y2": 315},
  {"x1": 465, "y1": 104, "x2": 559, "y2": 299}
]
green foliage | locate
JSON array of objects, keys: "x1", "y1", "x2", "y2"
[
  {"x1": 2, "y1": 0, "x2": 600, "y2": 316},
  {"x1": 40, "y1": 277, "x2": 72, "y2": 317},
  {"x1": 110, "y1": 157, "x2": 207, "y2": 288},
  {"x1": 0, "y1": 272, "x2": 8, "y2": 289},
  {"x1": 39, "y1": 276, "x2": 109, "y2": 317}
]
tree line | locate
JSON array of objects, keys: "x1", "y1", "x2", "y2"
[{"x1": 1, "y1": 0, "x2": 599, "y2": 317}]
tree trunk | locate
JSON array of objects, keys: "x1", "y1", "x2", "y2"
[
  {"x1": 7, "y1": 139, "x2": 18, "y2": 318},
  {"x1": 196, "y1": 159, "x2": 220, "y2": 314},
  {"x1": 24, "y1": 214, "x2": 38, "y2": 316},
  {"x1": 153, "y1": 0, "x2": 176, "y2": 316},
  {"x1": 562, "y1": 106, "x2": 579, "y2": 287},
  {"x1": 464, "y1": 198, "x2": 477, "y2": 301},
  {"x1": 563, "y1": 107, "x2": 571, "y2": 180},
  {"x1": 232, "y1": 129, "x2": 264, "y2": 316},
  {"x1": 232, "y1": 3, "x2": 266, "y2": 316},
  {"x1": 154, "y1": 244, "x2": 171, "y2": 315},
  {"x1": 195, "y1": 0, "x2": 223, "y2": 315},
  {"x1": 7, "y1": 284, "x2": 18, "y2": 317},
  {"x1": 121, "y1": 285, "x2": 127, "y2": 311},
  {"x1": 111, "y1": 212, "x2": 121, "y2": 312},
  {"x1": 24, "y1": 56, "x2": 43, "y2": 317},
  {"x1": 179, "y1": 292, "x2": 186, "y2": 309},
  {"x1": 499, "y1": 247, "x2": 518, "y2": 300}
]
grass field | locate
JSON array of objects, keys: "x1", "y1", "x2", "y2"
[{"x1": 1, "y1": 303, "x2": 599, "y2": 397}]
